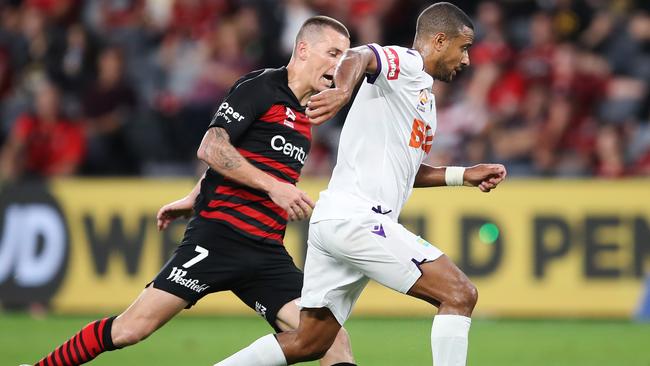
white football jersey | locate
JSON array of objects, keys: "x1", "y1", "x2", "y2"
[{"x1": 311, "y1": 43, "x2": 436, "y2": 223}]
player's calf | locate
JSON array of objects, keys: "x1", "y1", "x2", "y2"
[
  {"x1": 110, "y1": 315, "x2": 158, "y2": 347},
  {"x1": 32, "y1": 316, "x2": 119, "y2": 366},
  {"x1": 32, "y1": 288, "x2": 187, "y2": 366},
  {"x1": 274, "y1": 299, "x2": 354, "y2": 365},
  {"x1": 277, "y1": 308, "x2": 343, "y2": 364},
  {"x1": 279, "y1": 331, "x2": 335, "y2": 363},
  {"x1": 215, "y1": 308, "x2": 344, "y2": 366}
]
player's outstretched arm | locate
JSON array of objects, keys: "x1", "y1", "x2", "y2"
[
  {"x1": 306, "y1": 45, "x2": 379, "y2": 125},
  {"x1": 196, "y1": 127, "x2": 314, "y2": 221},
  {"x1": 414, "y1": 163, "x2": 507, "y2": 192}
]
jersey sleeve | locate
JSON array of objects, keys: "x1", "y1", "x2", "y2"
[
  {"x1": 208, "y1": 77, "x2": 267, "y2": 143},
  {"x1": 365, "y1": 43, "x2": 424, "y2": 91}
]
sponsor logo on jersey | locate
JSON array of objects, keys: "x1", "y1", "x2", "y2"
[
  {"x1": 408, "y1": 118, "x2": 433, "y2": 154},
  {"x1": 271, "y1": 135, "x2": 307, "y2": 164},
  {"x1": 284, "y1": 107, "x2": 296, "y2": 129},
  {"x1": 213, "y1": 102, "x2": 246, "y2": 124},
  {"x1": 255, "y1": 301, "x2": 267, "y2": 318},
  {"x1": 417, "y1": 89, "x2": 432, "y2": 112},
  {"x1": 166, "y1": 267, "x2": 210, "y2": 293},
  {"x1": 383, "y1": 47, "x2": 400, "y2": 80},
  {"x1": 371, "y1": 224, "x2": 386, "y2": 238}
]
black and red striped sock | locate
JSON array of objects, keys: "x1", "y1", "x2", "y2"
[{"x1": 34, "y1": 316, "x2": 118, "y2": 366}]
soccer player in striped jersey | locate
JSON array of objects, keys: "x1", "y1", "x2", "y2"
[
  {"x1": 25, "y1": 16, "x2": 356, "y2": 366},
  {"x1": 214, "y1": 3, "x2": 506, "y2": 366}
]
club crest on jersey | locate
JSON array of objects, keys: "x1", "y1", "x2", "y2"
[
  {"x1": 371, "y1": 224, "x2": 386, "y2": 238},
  {"x1": 417, "y1": 89, "x2": 432, "y2": 112},
  {"x1": 284, "y1": 107, "x2": 296, "y2": 128}
]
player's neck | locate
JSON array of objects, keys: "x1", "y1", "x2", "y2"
[{"x1": 286, "y1": 61, "x2": 314, "y2": 106}]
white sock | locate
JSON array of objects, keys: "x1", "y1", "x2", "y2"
[
  {"x1": 431, "y1": 314, "x2": 472, "y2": 366},
  {"x1": 214, "y1": 334, "x2": 287, "y2": 366}
]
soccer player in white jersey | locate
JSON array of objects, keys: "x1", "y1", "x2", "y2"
[{"x1": 214, "y1": 3, "x2": 506, "y2": 366}]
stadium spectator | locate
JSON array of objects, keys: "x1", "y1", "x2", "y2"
[
  {"x1": 0, "y1": 80, "x2": 85, "y2": 179},
  {"x1": 19, "y1": 6, "x2": 52, "y2": 84},
  {"x1": 0, "y1": 0, "x2": 648, "y2": 178},
  {"x1": 168, "y1": 0, "x2": 226, "y2": 39},
  {"x1": 46, "y1": 23, "x2": 96, "y2": 96},
  {"x1": 81, "y1": 46, "x2": 138, "y2": 175},
  {"x1": 152, "y1": 12, "x2": 256, "y2": 162}
]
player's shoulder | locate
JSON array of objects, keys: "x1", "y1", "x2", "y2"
[
  {"x1": 229, "y1": 67, "x2": 286, "y2": 94},
  {"x1": 369, "y1": 44, "x2": 422, "y2": 62},
  {"x1": 368, "y1": 43, "x2": 425, "y2": 80}
]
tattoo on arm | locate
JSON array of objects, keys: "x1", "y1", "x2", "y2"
[{"x1": 209, "y1": 128, "x2": 243, "y2": 170}]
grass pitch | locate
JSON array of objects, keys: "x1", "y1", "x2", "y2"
[{"x1": 1, "y1": 313, "x2": 648, "y2": 366}]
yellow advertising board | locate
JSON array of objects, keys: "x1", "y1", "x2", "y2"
[{"x1": 0, "y1": 178, "x2": 648, "y2": 318}]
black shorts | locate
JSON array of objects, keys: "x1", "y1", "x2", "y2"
[{"x1": 150, "y1": 219, "x2": 303, "y2": 332}]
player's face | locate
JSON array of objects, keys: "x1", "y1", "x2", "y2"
[
  {"x1": 434, "y1": 26, "x2": 474, "y2": 82},
  {"x1": 306, "y1": 27, "x2": 350, "y2": 92}
]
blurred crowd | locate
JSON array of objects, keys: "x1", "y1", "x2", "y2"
[
  {"x1": 428, "y1": 0, "x2": 650, "y2": 178},
  {"x1": 0, "y1": 0, "x2": 648, "y2": 180}
]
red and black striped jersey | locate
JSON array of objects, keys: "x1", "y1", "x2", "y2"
[{"x1": 193, "y1": 67, "x2": 312, "y2": 245}]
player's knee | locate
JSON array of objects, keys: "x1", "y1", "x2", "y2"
[
  {"x1": 468, "y1": 283, "x2": 479, "y2": 306},
  {"x1": 449, "y1": 281, "x2": 478, "y2": 313}
]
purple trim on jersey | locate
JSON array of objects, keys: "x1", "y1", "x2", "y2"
[
  {"x1": 407, "y1": 48, "x2": 426, "y2": 71},
  {"x1": 365, "y1": 44, "x2": 382, "y2": 84},
  {"x1": 411, "y1": 258, "x2": 428, "y2": 275}
]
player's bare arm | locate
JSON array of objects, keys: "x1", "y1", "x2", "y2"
[
  {"x1": 156, "y1": 171, "x2": 206, "y2": 231},
  {"x1": 306, "y1": 46, "x2": 378, "y2": 124},
  {"x1": 197, "y1": 127, "x2": 314, "y2": 221},
  {"x1": 414, "y1": 163, "x2": 507, "y2": 192}
]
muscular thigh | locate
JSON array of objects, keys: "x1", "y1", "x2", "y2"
[{"x1": 232, "y1": 243, "x2": 303, "y2": 332}]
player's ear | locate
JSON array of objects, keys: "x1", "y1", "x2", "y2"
[
  {"x1": 432, "y1": 32, "x2": 448, "y2": 52},
  {"x1": 296, "y1": 40, "x2": 309, "y2": 61}
]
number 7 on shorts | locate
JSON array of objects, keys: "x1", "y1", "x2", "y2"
[{"x1": 183, "y1": 245, "x2": 209, "y2": 268}]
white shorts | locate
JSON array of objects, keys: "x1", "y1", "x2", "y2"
[{"x1": 300, "y1": 214, "x2": 444, "y2": 325}]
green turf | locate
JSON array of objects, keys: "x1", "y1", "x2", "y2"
[{"x1": 1, "y1": 314, "x2": 649, "y2": 365}]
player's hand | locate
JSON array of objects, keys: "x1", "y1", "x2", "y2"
[
  {"x1": 464, "y1": 164, "x2": 507, "y2": 193},
  {"x1": 268, "y1": 181, "x2": 315, "y2": 221},
  {"x1": 157, "y1": 196, "x2": 194, "y2": 231},
  {"x1": 306, "y1": 88, "x2": 351, "y2": 125}
]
